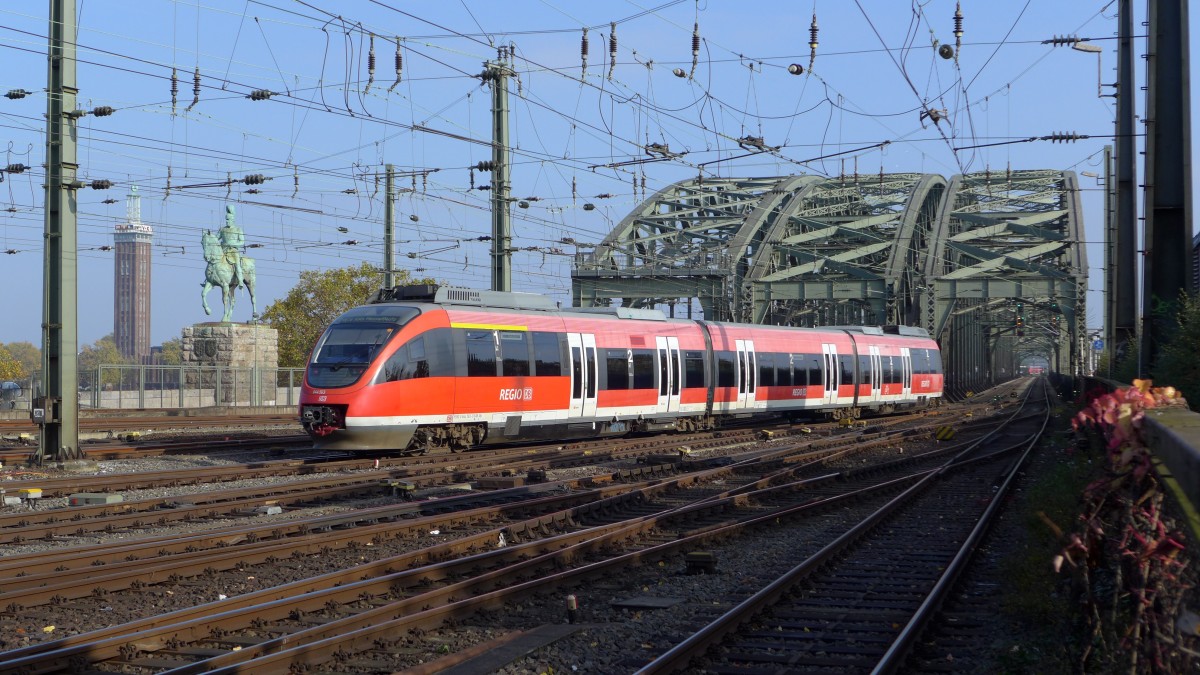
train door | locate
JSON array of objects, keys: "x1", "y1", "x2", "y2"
[
  {"x1": 821, "y1": 343, "x2": 839, "y2": 405},
  {"x1": 566, "y1": 333, "x2": 598, "y2": 419},
  {"x1": 655, "y1": 336, "x2": 682, "y2": 413},
  {"x1": 735, "y1": 339, "x2": 758, "y2": 410},
  {"x1": 900, "y1": 347, "x2": 913, "y2": 398},
  {"x1": 869, "y1": 345, "x2": 882, "y2": 404}
]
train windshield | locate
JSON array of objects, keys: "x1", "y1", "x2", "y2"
[{"x1": 306, "y1": 306, "x2": 420, "y2": 387}]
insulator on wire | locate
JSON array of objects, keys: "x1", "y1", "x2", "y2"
[
  {"x1": 389, "y1": 38, "x2": 404, "y2": 91},
  {"x1": 1044, "y1": 35, "x2": 1081, "y2": 47},
  {"x1": 365, "y1": 34, "x2": 376, "y2": 95},
  {"x1": 4, "y1": 89, "x2": 31, "y2": 100},
  {"x1": 293, "y1": 165, "x2": 299, "y2": 196},
  {"x1": 170, "y1": 67, "x2": 178, "y2": 114},
  {"x1": 164, "y1": 166, "x2": 172, "y2": 200},
  {"x1": 572, "y1": 175, "x2": 577, "y2": 204},
  {"x1": 1045, "y1": 132, "x2": 1085, "y2": 143},
  {"x1": 608, "y1": 23, "x2": 617, "y2": 80},
  {"x1": 243, "y1": 173, "x2": 267, "y2": 185},
  {"x1": 689, "y1": 22, "x2": 700, "y2": 79},
  {"x1": 5, "y1": 163, "x2": 29, "y2": 174},
  {"x1": 188, "y1": 67, "x2": 200, "y2": 110},
  {"x1": 581, "y1": 27, "x2": 589, "y2": 78},
  {"x1": 808, "y1": 14, "x2": 819, "y2": 72},
  {"x1": 469, "y1": 167, "x2": 475, "y2": 190},
  {"x1": 248, "y1": 89, "x2": 274, "y2": 101},
  {"x1": 476, "y1": 160, "x2": 496, "y2": 172},
  {"x1": 90, "y1": 179, "x2": 113, "y2": 190},
  {"x1": 953, "y1": 2, "x2": 963, "y2": 60},
  {"x1": 91, "y1": 106, "x2": 114, "y2": 117}
]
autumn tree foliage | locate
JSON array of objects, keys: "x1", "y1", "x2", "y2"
[
  {"x1": 261, "y1": 263, "x2": 435, "y2": 368},
  {"x1": 0, "y1": 344, "x2": 23, "y2": 381}
]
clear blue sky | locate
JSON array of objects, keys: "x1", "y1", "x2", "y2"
[{"x1": 0, "y1": 0, "x2": 1195, "y2": 347}]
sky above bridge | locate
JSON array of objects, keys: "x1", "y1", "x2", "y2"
[{"x1": 1, "y1": 0, "x2": 1195, "y2": 347}]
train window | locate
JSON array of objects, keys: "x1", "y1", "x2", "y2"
[
  {"x1": 500, "y1": 331, "x2": 531, "y2": 377},
  {"x1": 585, "y1": 347, "x2": 597, "y2": 397},
  {"x1": 424, "y1": 329, "x2": 456, "y2": 377},
  {"x1": 532, "y1": 332, "x2": 563, "y2": 376},
  {"x1": 858, "y1": 356, "x2": 872, "y2": 385},
  {"x1": 333, "y1": 305, "x2": 420, "y2": 326},
  {"x1": 839, "y1": 355, "x2": 856, "y2": 386},
  {"x1": 571, "y1": 346, "x2": 583, "y2": 397},
  {"x1": 307, "y1": 323, "x2": 398, "y2": 387},
  {"x1": 684, "y1": 350, "x2": 706, "y2": 388},
  {"x1": 776, "y1": 354, "x2": 792, "y2": 387},
  {"x1": 746, "y1": 352, "x2": 756, "y2": 393},
  {"x1": 716, "y1": 351, "x2": 736, "y2": 388},
  {"x1": 658, "y1": 349, "x2": 668, "y2": 395},
  {"x1": 912, "y1": 349, "x2": 929, "y2": 375},
  {"x1": 799, "y1": 353, "x2": 821, "y2": 386},
  {"x1": 631, "y1": 349, "x2": 655, "y2": 389},
  {"x1": 381, "y1": 336, "x2": 431, "y2": 382},
  {"x1": 758, "y1": 352, "x2": 775, "y2": 387},
  {"x1": 465, "y1": 330, "x2": 498, "y2": 377},
  {"x1": 928, "y1": 349, "x2": 943, "y2": 374},
  {"x1": 605, "y1": 349, "x2": 630, "y2": 390},
  {"x1": 883, "y1": 355, "x2": 896, "y2": 384}
]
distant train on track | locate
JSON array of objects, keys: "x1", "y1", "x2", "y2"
[{"x1": 299, "y1": 285, "x2": 943, "y2": 453}]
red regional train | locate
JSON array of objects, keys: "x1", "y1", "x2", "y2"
[{"x1": 299, "y1": 285, "x2": 943, "y2": 452}]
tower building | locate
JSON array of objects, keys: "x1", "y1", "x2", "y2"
[{"x1": 113, "y1": 186, "x2": 152, "y2": 360}]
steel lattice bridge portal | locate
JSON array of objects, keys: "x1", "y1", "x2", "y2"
[{"x1": 571, "y1": 170, "x2": 1088, "y2": 397}]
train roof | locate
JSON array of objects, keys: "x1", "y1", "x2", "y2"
[{"x1": 366, "y1": 284, "x2": 929, "y2": 337}]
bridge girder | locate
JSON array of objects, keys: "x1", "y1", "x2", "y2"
[
  {"x1": 570, "y1": 169, "x2": 1088, "y2": 393},
  {"x1": 925, "y1": 170, "x2": 1089, "y2": 392}
]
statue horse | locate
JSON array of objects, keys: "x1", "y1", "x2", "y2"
[{"x1": 201, "y1": 231, "x2": 257, "y2": 322}]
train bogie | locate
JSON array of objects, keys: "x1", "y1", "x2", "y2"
[{"x1": 299, "y1": 286, "x2": 944, "y2": 453}]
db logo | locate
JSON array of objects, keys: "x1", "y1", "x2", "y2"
[{"x1": 499, "y1": 387, "x2": 534, "y2": 401}]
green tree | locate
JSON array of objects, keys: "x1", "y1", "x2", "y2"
[
  {"x1": 1151, "y1": 291, "x2": 1200, "y2": 410},
  {"x1": 2, "y1": 341, "x2": 40, "y2": 378},
  {"x1": 158, "y1": 337, "x2": 183, "y2": 365},
  {"x1": 261, "y1": 263, "x2": 435, "y2": 368},
  {"x1": 0, "y1": 344, "x2": 22, "y2": 380},
  {"x1": 78, "y1": 334, "x2": 131, "y2": 386}
]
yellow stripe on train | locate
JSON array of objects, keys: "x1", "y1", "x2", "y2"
[{"x1": 449, "y1": 323, "x2": 528, "y2": 332}]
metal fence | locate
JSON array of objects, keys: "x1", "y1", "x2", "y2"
[{"x1": 76, "y1": 365, "x2": 307, "y2": 410}]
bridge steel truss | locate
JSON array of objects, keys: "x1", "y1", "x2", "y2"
[
  {"x1": 925, "y1": 170, "x2": 1088, "y2": 396},
  {"x1": 570, "y1": 169, "x2": 1087, "y2": 395}
]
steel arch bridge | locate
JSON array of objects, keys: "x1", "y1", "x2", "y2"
[{"x1": 571, "y1": 170, "x2": 1088, "y2": 395}]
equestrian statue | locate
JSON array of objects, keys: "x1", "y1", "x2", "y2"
[{"x1": 201, "y1": 204, "x2": 257, "y2": 322}]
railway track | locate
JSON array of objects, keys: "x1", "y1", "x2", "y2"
[
  {"x1": 0, "y1": 386, "x2": 1033, "y2": 673},
  {"x1": 637, "y1": 377, "x2": 1052, "y2": 673}
]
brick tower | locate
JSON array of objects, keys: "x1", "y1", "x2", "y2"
[{"x1": 113, "y1": 186, "x2": 152, "y2": 360}]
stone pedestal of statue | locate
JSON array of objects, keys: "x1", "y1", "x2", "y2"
[{"x1": 181, "y1": 323, "x2": 279, "y2": 405}]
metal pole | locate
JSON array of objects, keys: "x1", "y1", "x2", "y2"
[
  {"x1": 383, "y1": 163, "x2": 395, "y2": 290},
  {"x1": 252, "y1": 314, "x2": 259, "y2": 407},
  {"x1": 1113, "y1": 0, "x2": 1138, "y2": 370},
  {"x1": 1142, "y1": 0, "x2": 1194, "y2": 370},
  {"x1": 1103, "y1": 145, "x2": 1115, "y2": 377},
  {"x1": 486, "y1": 49, "x2": 513, "y2": 292},
  {"x1": 38, "y1": 0, "x2": 81, "y2": 463}
]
